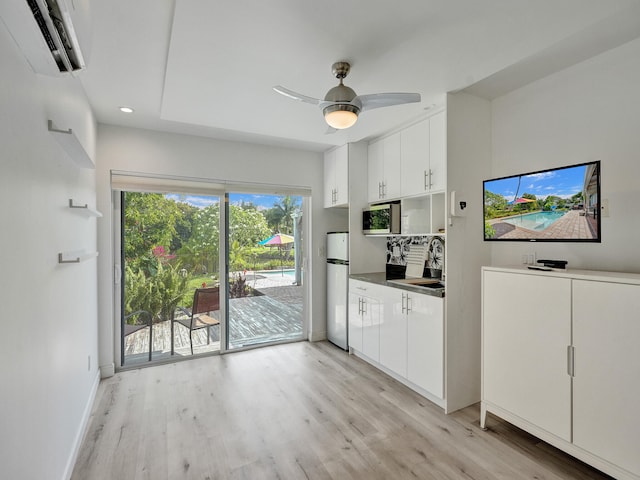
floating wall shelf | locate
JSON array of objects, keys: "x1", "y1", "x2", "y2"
[
  {"x1": 48, "y1": 120, "x2": 94, "y2": 169},
  {"x1": 68, "y1": 198, "x2": 102, "y2": 217},
  {"x1": 58, "y1": 251, "x2": 99, "y2": 264}
]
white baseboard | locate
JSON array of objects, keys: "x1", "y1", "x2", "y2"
[
  {"x1": 62, "y1": 370, "x2": 100, "y2": 480},
  {"x1": 308, "y1": 330, "x2": 326, "y2": 342},
  {"x1": 99, "y1": 362, "x2": 115, "y2": 378}
]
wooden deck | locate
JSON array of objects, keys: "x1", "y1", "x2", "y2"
[{"x1": 124, "y1": 292, "x2": 303, "y2": 366}]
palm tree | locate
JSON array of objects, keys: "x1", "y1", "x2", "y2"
[{"x1": 271, "y1": 196, "x2": 300, "y2": 234}]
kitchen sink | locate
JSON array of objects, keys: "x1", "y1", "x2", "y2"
[{"x1": 387, "y1": 278, "x2": 444, "y2": 288}]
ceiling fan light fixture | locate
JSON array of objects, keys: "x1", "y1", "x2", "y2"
[{"x1": 323, "y1": 104, "x2": 359, "y2": 129}]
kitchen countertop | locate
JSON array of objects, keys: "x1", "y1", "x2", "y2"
[{"x1": 350, "y1": 272, "x2": 445, "y2": 298}]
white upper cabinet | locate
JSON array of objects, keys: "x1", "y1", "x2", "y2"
[
  {"x1": 367, "y1": 132, "x2": 401, "y2": 202},
  {"x1": 400, "y1": 119, "x2": 429, "y2": 197},
  {"x1": 324, "y1": 144, "x2": 349, "y2": 208},
  {"x1": 428, "y1": 111, "x2": 446, "y2": 192},
  {"x1": 400, "y1": 111, "x2": 446, "y2": 197},
  {"x1": 367, "y1": 140, "x2": 383, "y2": 203},
  {"x1": 368, "y1": 110, "x2": 446, "y2": 202}
]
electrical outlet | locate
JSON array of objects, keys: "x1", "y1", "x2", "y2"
[{"x1": 601, "y1": 199, "x2": 609, "y2": 217}]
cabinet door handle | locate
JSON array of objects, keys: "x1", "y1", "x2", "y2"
[
  {"x1": 567, "y1": 345, "x2": 575, "y2": 377},
  {"x1": 407, "y1": 294, "x2": 412, "y2": 313},
  {"x1": 361, "y1": 298, "x2": 367, "y2": 314},
  {"x1": 401, "y1": 293, "x2": 406, "y2": 314},
  {"x1": 358, "y1": 297, "x2": 362, "y2": 315},
  {"x1": 424, "y1": 170, "x2": 428, "y2": 190},
  {"x1": 382, "y1": 181, "x2": 387, "y2": 198},
  {"x1": 428, "y1": 169, "x2": 433, "y2": 188}
]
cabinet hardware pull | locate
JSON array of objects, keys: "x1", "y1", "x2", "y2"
[
  {"x1": 407, "y1": 295, "x2": 412, "y2": 313},
  {"x1": 428, "y1": 169, "x2": 433, "y2": 188},
  {"x1": 424, "y1": 170, "x2": 428, "y2": 190},
  {"x1": 361, "y1": 298, "x2": 367, "y2": 314},
  {"x1": 401, "y1": 293, "x2": 406, "y2": 314},
  {"x1": 567, "y1": 345, "x2": 575, "y2": 377}
]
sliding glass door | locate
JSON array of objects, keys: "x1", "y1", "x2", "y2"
[
  {"x1": 116, "y1": 180, "x2": 308, "y2": 368},
  {"x1": 121, "y1": 190, "x2": 222, "y2": 366},
  {"x1": 225, "y1": 193, "x2": 305, "y2": 350}
]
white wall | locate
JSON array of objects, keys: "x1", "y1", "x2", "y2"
[
  {"x1": 445, "y1": 93, "x2": 492, "y2": 412},
  {"x1": 491, "y1": 37, "x2": 640, "y2": 272},
  {"x1": 0, "y1": 22, "x2": 99, "y2": 480},
  {"x1": 96, "y1": 125, "x2": 335, "y2": 373}
]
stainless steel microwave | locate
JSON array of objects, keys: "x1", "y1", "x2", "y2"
[{"x1": 362, "y1": 203, "x2": 401, "y2": 235}]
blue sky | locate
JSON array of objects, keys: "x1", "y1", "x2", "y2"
[
  {"x1": 484, "y1": 164, "x2": 587, "y2": 201},
  {"x1": 165, "y1": 193, "x2": 295, "y2": 210}
]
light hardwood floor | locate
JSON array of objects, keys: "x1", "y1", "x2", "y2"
[{"x1": 72, "y1": 341, "x2": 612, "y2": 479}]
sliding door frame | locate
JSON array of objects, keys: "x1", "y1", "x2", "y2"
[{"x1": 111, "y1": 171, "x2": 310, "y2": 369}]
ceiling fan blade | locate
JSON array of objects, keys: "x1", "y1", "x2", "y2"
[
  {"x1": 273, "y1": 85, "x2": 322, "y2": 105},
  {"x1": 354, "y1": 93, "x2": 421, "y2": 112}
]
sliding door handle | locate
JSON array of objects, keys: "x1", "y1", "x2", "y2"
[{"x1": 567, "y1": 345, "x2": 575, "y2": 377}]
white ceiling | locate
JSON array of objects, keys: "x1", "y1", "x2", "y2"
[{"x1": 79, "y1": 0, "x2": 640, "y2": 152}]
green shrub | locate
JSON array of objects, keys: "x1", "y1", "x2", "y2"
[
  {"x1": 125, "y1": 260, "x2": 189, "y2": 321},
  {"x1": 485, "y1": 221, "x2": 496, "y2": 239}
]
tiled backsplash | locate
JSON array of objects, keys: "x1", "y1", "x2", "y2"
[{"x1": 386, "y1": 235, "x2": 445, "y2": 272}]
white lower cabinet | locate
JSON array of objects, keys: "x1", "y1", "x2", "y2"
[
  {"x1": 350, "y1": 279, "x2": 445, "y2": 403},
  {"x1": 407, "y1": 292, "x2": 444, "y2": 398},
  {"x1": 347, "y1": 291, "x2": 363, "y2": 353},
  {"x1": 482, "y1": 267, "x2": 640, "y2": 480},
  {"x1": 379, "y1": 288, "x2": 408, "y2": 377},
  {"x1": 348, "y1": 280, "x2": 380, "y2": 362}
]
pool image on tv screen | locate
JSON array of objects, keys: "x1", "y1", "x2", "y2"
[{"x1": 483, "y1": 161, "x2": 601, "y2": 242}]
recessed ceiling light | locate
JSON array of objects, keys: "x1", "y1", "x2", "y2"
[{"x1": 119, "y1": 106, "x2": 134, "y2": 113}]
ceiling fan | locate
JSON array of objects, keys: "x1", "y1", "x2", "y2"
[{"x1": 273, "y1": 61, "x2": 421, "y2": 130}]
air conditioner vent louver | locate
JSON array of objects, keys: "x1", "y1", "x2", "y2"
[
  {"x1": 0, "y1": 0, "x2": 87, "y2": 75},
  {"x1": 26, "y1": 0, "x2": 56, "y2": 51}
]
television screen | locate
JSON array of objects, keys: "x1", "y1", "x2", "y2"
[{"x1": 483, "y1": 161, "x2": 601, "y2": 242}]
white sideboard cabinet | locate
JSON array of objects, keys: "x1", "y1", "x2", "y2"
[{"x1": 482, "y1": 266, "x2": 640, "y2": 480}]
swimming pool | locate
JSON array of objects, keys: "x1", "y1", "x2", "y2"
[
  {"x1": 258, "y1": 269, "x2": 295, "y2": 278},
  {"x1": 500, "y1": 211, "x2": 566, "y2": 231}
]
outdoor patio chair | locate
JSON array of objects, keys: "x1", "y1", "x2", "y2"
[
  {"x1": 172, "y1": 286, "x2": 220, "y2": 355},
  {"x1": 123, "y1": 310, "x2": 153, "y2": 362}
]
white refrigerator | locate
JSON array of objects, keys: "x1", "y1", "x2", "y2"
[{"x1": 327, "y1": 232, "x2": 349, "y2": 350}]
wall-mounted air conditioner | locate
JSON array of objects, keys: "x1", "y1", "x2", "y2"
[{"x1": 0, "y1": 0, "x2": 90, "y2": 76}]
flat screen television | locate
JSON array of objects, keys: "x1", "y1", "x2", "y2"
[{"x1": 483, "y1": 160, "x2": 601, "y2": 242}]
